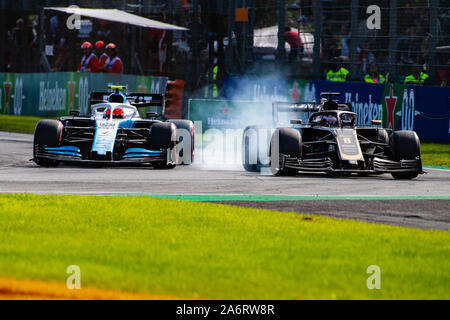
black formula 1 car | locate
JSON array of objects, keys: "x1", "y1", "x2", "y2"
[
  {"x1": 33, "y1": 85, "x2": 194, "y2": 168},
  {"x1": 242, "y1": 92, "x2": 423, "y2": 179}
]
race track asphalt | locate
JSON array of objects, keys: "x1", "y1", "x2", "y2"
[{"x1": 1, "y1": 131, "x2": 449, "y2": 230}]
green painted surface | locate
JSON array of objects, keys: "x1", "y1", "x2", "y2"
[{"x1": 143, "y1": 194, "x2": 450, "y2": 202}]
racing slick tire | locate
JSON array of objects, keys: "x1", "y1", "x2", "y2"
[
  {"x1": 270, "y1": 128, "x2": 302, "y2": 176},
  {"x1": 167, "y1": 119, "x2": 194, "y2": 165},
  {"x1": 391, "y1": 130, "x2": 421, "y2": 179},
  {"x1": 242, "y1": 126, "x2": 271, "y2": 172},
  {"x1": 33, "y1": 120, "x2": 63, "y2": 167},
  {"x1": 149, "y1": 122, "x2": 177, "y2": 169}
]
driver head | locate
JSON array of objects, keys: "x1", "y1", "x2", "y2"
[{"x1": 112, "y1": 107, "x2": 125, "y2": 119}]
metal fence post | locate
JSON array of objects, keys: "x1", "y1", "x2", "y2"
[
  {"x1": 388, "y1": 0, "x2": 397, "y2": 83},
  {"x1": 1, "y1": 0, "x2": 5, "y2": 71},
  {"x1": 130, "y1": 25, "x2": 137, "y2": 74},
  {"x1": 428, "y1": 0, "x2": 439, "y2": 85},
  {"x1": 349, "y1": 0, "x2": 359, "y2": 81},
  {"x1": 312, "y1": 0, "x2": 322, "y2": 79},
  {"x1": 193, "y1": 0, "x2": 200, "y2": 85},
  {"x1": 241, "y1": 0, "x2": 247, "y2": 73},
  {"x1": 277, "y1": 0, "x2": 285, "y2": 64},
  {"x1": 39, "y1": 6, "x2": 45, "y2": 72},
  {"x1": 225, "y1": 0, "x2": 233, "y2": 75}
]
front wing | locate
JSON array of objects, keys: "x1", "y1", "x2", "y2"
[
  {"x1": 280, "y1": 154, "x2": 423, "y2": 174},
  {"x1": 34, "y1": 145, "x2": 170, "y2": 165}
]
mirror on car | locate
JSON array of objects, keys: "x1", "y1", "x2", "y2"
[
  {"x1": 371, "y1": 120, "x2": 382, "y2": 125},
  {"x1": 146, "y1": 112, "x2": 158, "y2": 119}
]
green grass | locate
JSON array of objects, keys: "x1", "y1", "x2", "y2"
[
  {"x1": 421, "y1": 143, "x2": 450, "y2": 167},
  {"x1": 0, "y1": 114, "x2": 46, "y2": 134},
  {"x1": 0, "y1": 194, "x2": 448, "y2": 299},
  {"x1": 0, "y1": 114, "x2": 449, "y2": 167}
]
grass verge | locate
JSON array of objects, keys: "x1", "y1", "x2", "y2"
[
  {"x1": 421, "y1": 142, "x2": 450, "y2": 167},
  {"x1": 0, "y1": 194, "x2": 448, "y2": 299},
  {"x1": 0, "y1": 114, "x2": 46, "y2": 134}
]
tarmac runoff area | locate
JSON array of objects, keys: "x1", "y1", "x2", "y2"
[{"x1": 0, "y1": 131, "x2": 449, "y2": 231}]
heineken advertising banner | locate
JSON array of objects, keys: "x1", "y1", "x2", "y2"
[
  {"x1": 381, "y1": 84, "x2": 450, "y2": 143},
  {"x1": 188, "y1": 99, "x2": 272, "y2": 131},
  {"x1": 0, "y1": 72, "x2": 168, "y2": 118},
  {"x1": 220, "y1": 77, "x2": 450, "y2": 143}
]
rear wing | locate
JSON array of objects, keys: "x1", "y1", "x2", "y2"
[
  {"x1": 89, "y1": 92, "x2": 165, "y2": 109},
  {"x1": 272, "y1": 101, "x2": 320, "y2": 126},
  {"x1": 320, "y1": 92, "x2": 352, "y2": 111},
  {"x1": 89, "y1": 92, "x2": 110, "y2": 107},
  {"x1": 127, "y1": 93, "x2": 165, "y2": 109}
]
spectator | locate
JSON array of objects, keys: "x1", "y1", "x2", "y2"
[
  {"x1": 340, "y1": 24, "x2": 351, "y2": 58},
  {"x1": 95, "y1": 41, "x2": 109, "y2": 72},
  {"x1": 326, "y1": 57, "x2": 349, "y2": 82},
  {"x1": 105, "y1": 43, "x2": 123, "y2": 74},
  {"x1": 357, "y1": 42, "x2": 375, "y2": 76},
  {"x1": 9, "y1": 18, "x2": 34, "y2": 72},
  {"x1": 364, "y1": 64, "x2": 386, "y2": 84},
  {"x1": 321, "y1": 29, "x2": 339, "y2": 64},
  {"x1": 96, "y1": 20, "x2": 112, "y2": 44},
  {"x1": 77, "y1": 42, "x2": 100, "y2": 73},
  {"x1": 404, "y1": 64, "x2": 430, "y2": 85},
  {"x1": 49, "y1": 14, "x2": 59, "y2": 45},
  {"x1": 418, "y1": 33, "x2": 432, "y2": 68},
  {"x1": 398, "y1": 26, "x2": 420, "y2": 65},
  {"x1": 52, "y1": 37, "x2": 68, "y2": 72},
  {"x1": 436, "y1": 51, "x2": 449, "y2": 86},
  {"x1": 284, "y1": 27, "x2": 304, "y2": 62},
  {"x1": 204, "y1": 55, "x2": 219, "y2": 98}
]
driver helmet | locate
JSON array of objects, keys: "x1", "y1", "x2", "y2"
[
  {"x1": 103, "y1": 108, "x2": 111, "y2": 119},
  {"x1": 323, "y1": 115, "x2": 338, "y2": 126},
  {"x1": 112, "y1": 107, "x2": 125, "y2": 119},
  {"x1": 103, "y1": 107, "x2": 125, "y2": 119}
]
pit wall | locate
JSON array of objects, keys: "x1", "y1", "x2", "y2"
[{"x1": 188, "y1": 78, "x2": 450, "y2": 143}]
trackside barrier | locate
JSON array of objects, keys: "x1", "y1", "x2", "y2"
[
  {"x1": 0, "y1": 72, "x2": 168, "y2": 118},
  {"x1": 218, "y1": 77, "x2": 450, "y2": 143}
]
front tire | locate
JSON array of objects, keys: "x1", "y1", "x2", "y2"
[
  {"x1": 149, "y1": 122, "x2": 177, "y2": 169},
  {"x1": 33, "y1": 120, "x2": 63, "y2": 167},
  {"x1": 391, "y1": 130, "x2": 421, "y2": 179},
  {"x1": 270, "y1": 128, "x2": 302, "y2": 176}
]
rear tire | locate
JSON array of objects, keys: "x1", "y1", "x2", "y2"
[
  {"x1": 167, "y1": 119, "x2": 194, "y2": 165},
  {"x1": 33, "y1": 120, "x2": 63, "y2": 167},
  {"x1": 149, "y1": 122, "x2": 177, "y2": 169},
  {"x1": 270, "y1": 128, "x2": 302, "y2": 176},
  {"x1": 391, "y1": 130, "x2": 421, "y2": 179}
]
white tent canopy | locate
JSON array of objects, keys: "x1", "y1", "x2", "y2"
[{"x1": 45, "y1": 7, "x2": 188, "y2": 31}]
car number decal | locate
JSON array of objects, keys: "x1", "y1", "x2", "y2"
[{"x1": 333, "y1": 129, "x2": 364, "y2": 161}]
